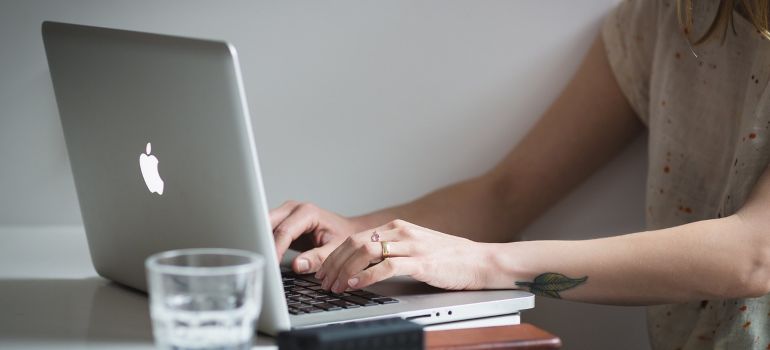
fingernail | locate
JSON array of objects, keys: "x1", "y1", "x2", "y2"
[
  {"x1": 296, "y1": 259, "x2": 309, "y2": 273},
  {"x1": 332, "y1": 280, "x2": 340, "y2": 293},
  {"x1": 348, "y1": 277, "x2": 359, "y2": 288},
  {"x1": 321, "y1": 235, "x2": 331, "y2": 245},
  {"x1": 322, "y1": 278, "x2": 330, "y2": 290}
]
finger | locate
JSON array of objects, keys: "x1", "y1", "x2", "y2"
[
  {"x1": 273, "y1": 204, "x2": 318, "y2": 260},
  {"x1": 328, "y1": 242, "x2": 382, "y2": 293},
  {"x1": 291, "y1": 242, "x2": 338, "y2": 274},
  {"x1": 338, "y1": 219, "x2": 413, "y2": 244},
  {"x1": 357, "y1": 228, "x2": 416, "y2": 267},
  {"x1": 316, "y1": 227, "x2": 406, "y2": 281},
  {"x1": 269, "y1": 201, "x2": 299, "y2": 229},
  {"x1": 366, "y1": 228, "x2": 409, "y2": 243},
  {"x1": 330, "y1": 241, "x2": 413, "y2": 293},
  {"x1": 313, "y1": 229, "x2": 332, "y2": 247},
  {"x1": 315, "y1": 229, "x2": 370, "y2": 280},
  {"x1": 318, "y1": 237, "x2": 360, "y2": 290},
  {"x1": 316, "y1": 227, "x2": 390, "y2": 285},
  {"x1": 321, "y1": 230, "x2": 413, "y2": 292},
  {"x1": 348, "y1": 257, "x2": 419, "y2": 289}
]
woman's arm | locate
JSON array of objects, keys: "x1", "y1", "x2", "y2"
[
  {"x1": 352, "y1": 33, "x2": 643, "y2": 243},
  {"x1": 490, "y1": 167, "x2": 770, "y2": 304},
  {"x1": 273, "y1": 32, "x2": 642, "y2": 272},
  {"x1": 488, "y1": 215, "x2": 770, "y2": 304},
  {"x1": 319, "y1": 167, "x2": 770, "y2": 303}
]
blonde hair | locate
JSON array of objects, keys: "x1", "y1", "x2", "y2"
[{"x1": 677, "y1": 0, "x2": 770, "y2": 44}]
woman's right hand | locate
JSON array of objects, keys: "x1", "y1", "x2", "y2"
[{"x1": 270, "y1": 201, "x2": 358, "y2": 274}]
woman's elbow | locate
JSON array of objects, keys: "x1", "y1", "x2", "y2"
[
  {"x1": 743, "y1": 259, "x2": 770, "y2": 298},
  {"x1": 728, "y1": 244, "x2": 770, "y2": 299}
]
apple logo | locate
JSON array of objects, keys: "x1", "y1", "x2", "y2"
[{"x1": 139, "y1": 142, "x2": 164, "y2": 195}]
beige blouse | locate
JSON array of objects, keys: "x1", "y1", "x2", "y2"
[{"x1": 603, "y1": 0, "x2": 770, "y2": 349}]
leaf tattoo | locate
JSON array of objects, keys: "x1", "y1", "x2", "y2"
[{"x1": 515, "y1": 272, "x2": 588, "y2": 299}]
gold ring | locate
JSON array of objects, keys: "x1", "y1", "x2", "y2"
[{"x1": 380, "y1": 241, "x2": 392, "y2": 259}]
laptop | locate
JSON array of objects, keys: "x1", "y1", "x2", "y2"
[{"x1": 41, "y1": 21, "x2": 534, "y2": 336}]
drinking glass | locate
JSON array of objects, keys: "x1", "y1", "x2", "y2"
[{"x1": 146, "y1": 248, "x2": 264, "y2": 350}]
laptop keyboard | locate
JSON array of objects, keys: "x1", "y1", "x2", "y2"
[{"x1": 282, "y1": 270, "x2": 398, "y2": 315}]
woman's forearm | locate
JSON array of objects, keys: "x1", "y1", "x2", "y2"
[
  {"x1": 485, "y1": 215, "x2": 770, "y2": 304},
  {"x1": 350, "y1": 175, "x2": 517, "y2": 242},
  {"x1": 351, "y1": 35, "x2": 643, "y2": 243}
]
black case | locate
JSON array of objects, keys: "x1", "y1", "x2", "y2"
[{"x1": 277, "y1": 317, "x2": 423, "y2": 350}]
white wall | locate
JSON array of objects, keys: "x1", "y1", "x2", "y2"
[{"x1": 0, "y1": 0, "x2": 650, "y2": 348}]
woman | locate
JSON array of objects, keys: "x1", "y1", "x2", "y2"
[{"x1": 270, "y1": 0, "x2": 770, "y2": 348}]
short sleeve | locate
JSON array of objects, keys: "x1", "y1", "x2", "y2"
[{"x1": 602, "y1": 0, "x2": 659, "y2": 126}]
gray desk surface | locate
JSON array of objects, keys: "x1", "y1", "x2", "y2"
[{"x1": 0, "y1": 226, "x2": 276, "y2": 349}]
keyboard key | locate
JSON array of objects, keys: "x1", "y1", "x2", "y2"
[
  {"x1": 349, "y1": 290, "x2": 379, "y2": 298},
  {"x1": 294, "y1": 280, "x2": 315, "y2": 287},
  {"x1": 327, "y1": 292, "x2": 352, "y2": 299},
  {"x1": 315, "y1": 302, "x2": 343, "y2": 311},
  {"x1": 328, "y1": 299, "x2": 360, "y2": 309},
  {"x1": 299, "y1": 305, "x2": 323, "y2": 313},
  {"x1": 295, "y1": 275, "x2": 320, "y2": 282},
  {"x1": 371, "y1": 297, "x2": 399, "y2": 304},
  {"x1": 340, "y1": 295, "x2": 378, "y2": 306},
  {"x1": 296, "y1": 296, "x2": 313, "y2": 302},
  {"x1": 288, "y1": 306, "x2": 305, "y2": 315}
]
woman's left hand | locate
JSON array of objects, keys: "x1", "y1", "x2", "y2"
[{"x1": 315, "y1": 219, "x2": 492, "y2": 293}]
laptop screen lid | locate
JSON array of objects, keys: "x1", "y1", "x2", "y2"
[{"x1": 41, "y1": 21, "x2": 291, "y2": 335}]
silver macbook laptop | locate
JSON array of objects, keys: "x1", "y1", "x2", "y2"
[{"x1": 41, "y1": 21, "x2": 533, "y2": 336}]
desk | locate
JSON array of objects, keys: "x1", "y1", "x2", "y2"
[{"x1": 0, "y1": 227, "x2": 559, "y2": 349}]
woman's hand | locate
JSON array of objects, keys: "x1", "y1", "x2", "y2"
[
  {"x1": 315, "y1": 219, "x2": 492, "y2": 293},
  {"x1": 270, "y1": 201, "x2": 358, "y2": 274}
]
